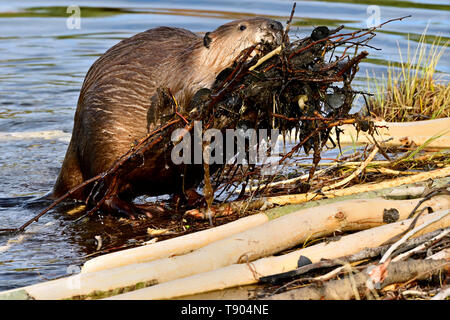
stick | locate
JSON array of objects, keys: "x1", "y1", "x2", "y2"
[
  {"x1": 192, "y1": 168, "x2": 449, "y2": 218},
  {"x1": 259, "y1": 228, "x2": 445, "y2": 285},
  {"x1": 294, "y1": 160, "x2": 390, "y2": 167},
  {"x1": 265, "y1": 259, "x2": 447, "y2": 300},
  {"x1": 283, "y1": 2, "x2": 296, "y2": 43},
  {"x1": 321, "y1": 146, "x2": 378, "y2": 192},
  {"x1": 392, "y1": 228, "x2": 450, "y2": 262},
  {"x1": 365, "y1": 167, "x2": 418, "y2": 176},
  {"x1": 431, "y1": 286, "x2": 450, "y2": 300},
  {"x1": 248, "y1": 46, "x2": 282, "y2": 71},
  {"x1": 379, "y1": 209, "x2": 450, "y2": 263},
  {"x1": 267, "y1": 166, "x2": 450, "y2": 206},
  {"x1": 0, "y1": 175, "x2": 101, "y2": 233}
]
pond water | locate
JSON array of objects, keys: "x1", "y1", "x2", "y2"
[{"x1": 0, "y1": 0, "x2": 448, "y2": 292}]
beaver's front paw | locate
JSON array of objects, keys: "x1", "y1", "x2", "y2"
[{"x1": 102, "y1": 196, "x2": 166, "y2": 219}]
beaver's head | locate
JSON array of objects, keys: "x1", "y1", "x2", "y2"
[
  {"x1": 174, "y1": 18, "x2": 283, "y2": 106},
  {"x1": 201, "y1": 17, "x2": 284, "y2": 68}
]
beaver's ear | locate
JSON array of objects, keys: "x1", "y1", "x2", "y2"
[{"x1": 203, "y1": 32, "x2": 212, "y2": 48}]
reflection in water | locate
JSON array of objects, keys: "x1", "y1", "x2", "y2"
[{"x1": 0, "y1": 0, "x2": 448, "y2": 291}]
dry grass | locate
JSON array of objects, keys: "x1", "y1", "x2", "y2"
[{"x1": 367, "y1": 30, "x2": 449, "y2": 122}]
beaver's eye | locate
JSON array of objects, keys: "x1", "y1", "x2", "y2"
[{"x1": 239, "y1": 25, "x2": 247, "y2": 31}]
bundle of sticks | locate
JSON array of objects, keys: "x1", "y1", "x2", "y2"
[{"x1": 174, "y1": 15, "x2": 410, "y2": 205}]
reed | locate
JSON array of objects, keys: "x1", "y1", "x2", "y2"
[{"x1": 367, "y1": 30, "x2": 449, "y2": 122}]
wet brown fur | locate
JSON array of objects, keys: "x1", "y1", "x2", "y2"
[{"x1": 53, "y1": 18, "x2": 283, "y2": 201}]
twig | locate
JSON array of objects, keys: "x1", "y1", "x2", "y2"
[
  {"x1": 392, "y1": 228, "x2": 450, "y2": 262},
  {"x1": 283, "y1": 2, "x2": 296, "y2": 43},
  {"x1": 249, "y1": 46, "x2": 282, "y2": 71},
  {"x1": 321, "y1": 145, "x2": 378, "y2": 192},
  {"x1": 0, "y1": 175, "x2": 101, "y2": 233},
  {"x1": 379, "y1": 209, "x2": 450, "y2": 263},
  {"x1": 265, "y1": 258, "x2": 446, "y2": 300},
  {"x1": 336, "y1": 51, "x2": 368, "y2": 77},
  {"x1": 258, "y1": 228, "x2": 445, "y2": 285}
]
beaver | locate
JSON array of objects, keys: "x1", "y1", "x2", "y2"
[{"x1": 52, "y1": 18, "x2": 284, "y2": 217}]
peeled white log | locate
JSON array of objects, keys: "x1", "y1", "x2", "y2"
[
  {"x1": 329, "y1": 117, "x2": 450, "y2": 148},
  {"x1": 82, "y1": 213, "x2": 268, "y2": 273},
  {"x1": 0, "y1": 196, "x2": 447, "y2": 300},
  {"x1": 267, "y1": 166, "x2": 450, "y2": 205},
  {"x1": 108, "y1": 209, "x2": 450, "y2": 300}
]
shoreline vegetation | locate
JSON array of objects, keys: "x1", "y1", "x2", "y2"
[{"x1": 367, "y1": 30, "x2": 449, "y2": 122}]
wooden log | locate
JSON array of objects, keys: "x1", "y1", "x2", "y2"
[
  {"x1": 329, "y1": 117, "x2": 450, "y2": 148},
  {"x1": 267, "y1": 166, "x2": 450, "y2": 206},
  {"x1": 81, "y1": 214, "x2": 268, "y2": 273},
  {"x1": 294, "y1": 161, "x2": 390, "y2": 167},
  {"x1": 249, "y1": 45, "x2": 282, "y2": 71},
  {"x1": 80, "y1": 177, "x2": 450, "y2": 275},
  {"x1": 0, "y1": 196, "x2": 447, "y2": 300},
  {"x1": 203, "y1": 167, "x2": 449, "y2": 218},
  {"x1": 265, "y1": 258, "x2": 449, "y2": 300},
  {"x1": 83, "y1": 176, "x2": 448, "y2": 273},
  {"x1": 379, "y1": 209, "x2": 449, "y2": 263},
  {"x1": 392, "y1": 228, "x2": 450, "y2": 262},
  {"x1": 107, "y1": 209, "x2": 450, "y2": 300}
]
